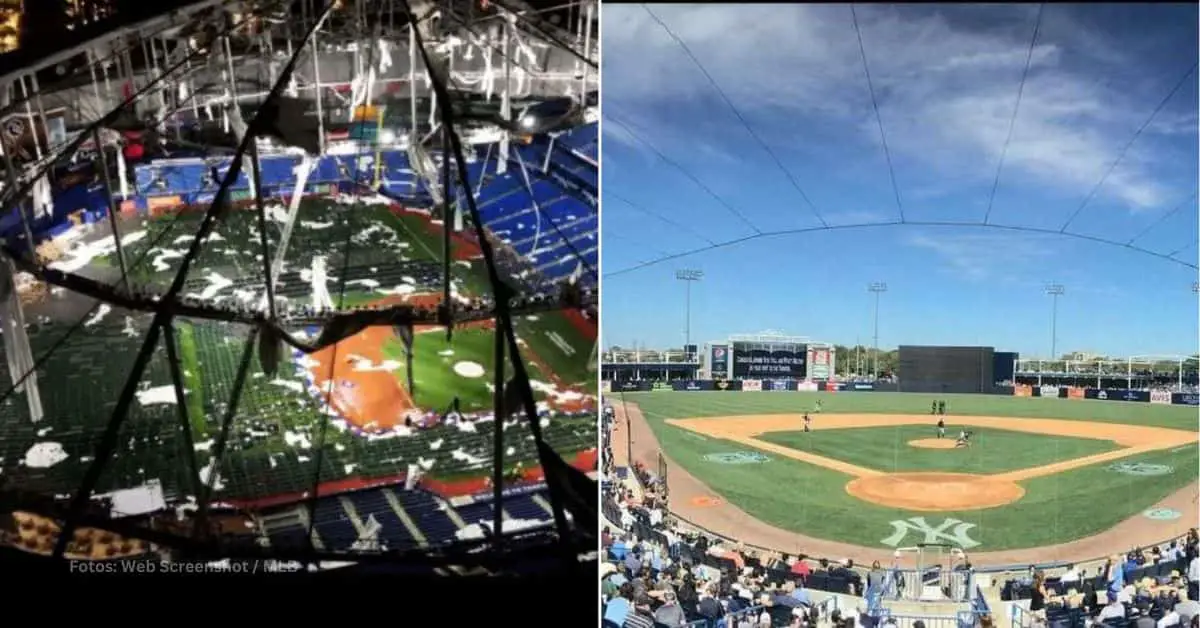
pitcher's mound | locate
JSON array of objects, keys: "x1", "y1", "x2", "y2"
[
  {"x1": 845, "y1": 472, "x2": 1024, "y2": 511},
  {"x1": 909, "y1": 438, "x2": 960, "y2": 450}
]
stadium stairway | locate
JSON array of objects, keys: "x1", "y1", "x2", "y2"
[{"x1": 259, "y1": 507, "x2": 312, "y2": 550}]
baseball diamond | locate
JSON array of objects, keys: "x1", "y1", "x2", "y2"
[{"x1": 619, "y1": 390, "x2": 1198, "y2": 563}]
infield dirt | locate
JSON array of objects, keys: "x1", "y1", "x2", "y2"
[
  {"x1": 614, "y1": 403, "x2": 1199, "y2": 565},
  {"x1": 304, "y1": 293, "x2": 493, "y2": 431}
]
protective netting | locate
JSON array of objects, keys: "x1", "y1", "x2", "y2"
[{"x1": 0, "y1": 0, "x2": 598, "y2": 568}]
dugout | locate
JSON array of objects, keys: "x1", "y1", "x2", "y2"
[{"x1": 897, "y1": 345, "x2": 995, "y2": 394}]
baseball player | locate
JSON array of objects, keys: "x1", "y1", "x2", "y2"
[
  {"x1": 814, "y1": 400, "x2": 823, "y2": 414},
  {"x1": 955, "y1": 430, "x2": 972, "y2": 448},
  {"x1": 931, "y1": 400, "x2": 938, "y2": 415},
  {"x1": 938, "y1": 400, "x2": 947, "y2": 415},
  {"x1": 937, "y1": 417, "x2": 946, "y2": 439},
  {"x1": 803, "y1": 413, "x2": 812, "y2": 432}
]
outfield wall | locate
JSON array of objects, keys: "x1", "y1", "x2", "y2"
[{"x1": 601, "y1": 379, "x2": 1199, "y2": 406}]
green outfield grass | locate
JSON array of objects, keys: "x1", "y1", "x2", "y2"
[
  {"x1": 758, "y1": 425, "x2": 1122, "y2": 474},
  {"x1": 624, "y1": 390, "x2": 1199, "y2": 552}
]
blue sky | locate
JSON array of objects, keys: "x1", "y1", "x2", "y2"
[{"x1": 601, "y1": 3, "x2": 1199, "y2": 358}]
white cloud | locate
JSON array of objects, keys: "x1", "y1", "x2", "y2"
[
  {"x1": 906, "y1": 231, "x2": 1055, "y2": 280},
  {"x1": 603, "y1": 4, "x2": 1189, "y2": 213}
]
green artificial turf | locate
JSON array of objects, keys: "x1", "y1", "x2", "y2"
[
  {"x1": 173, "y1": 321, "x2": 209, "y2": 439},
  {"x1": 382, "y1": 326, "x2": 548, "y2": 413},
  {"x1": 515, "y1": 310, "x2": 596, "y2": 388}
]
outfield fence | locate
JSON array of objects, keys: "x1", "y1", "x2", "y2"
[{"x1": 606, "y1": 379, "x2": 1199, "y2": 406}]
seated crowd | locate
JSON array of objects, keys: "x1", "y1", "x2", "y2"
[
  {"x1": 1002, "y1": 532, "x2": 1200, "y2": 628},
  {"x1": 602, "y1": 449, "x2": 870, "y2": 627}
]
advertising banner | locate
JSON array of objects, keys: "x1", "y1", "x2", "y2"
[
  {"x1": 1085, "y1": 389, "x2": 1150, "y2": 402},
  {"x1": 651, "y1": 382, "x2": 673, "y2": 391},
  {"x1": 768, "y1": 380, "x2": 792, "y2": 391},
  {"x1": 601, "y1": 381, "x2": 612, "y2": 393},
  {"x1": 147, "y1": 195, "x2": 183, "y2": 210},
  {"x1": 1014, "y1": 385, "x2": 1033, "y2": 397},
  {"x1": 710, "y1": 345, "x2": 729, "y2": 378},
  {"x1": 1172, "y1": 393, "x2": 1199, "y2": 406},
  {"x1": 742, "y1": 379, "x2": 763, "y2": 392},
  {"x1": 713, "y1": 379, "x2": 742, "y2": 392},
  {"x1": 851, "y1": 383, "x2": 875, "y2": 391},
  {"x1": 797, "y1": 381, "x2": 819, "y2": 392},
  {"x1": 1120, "y1": 390, "x2": 1151, "y2": 402},
  {"x1": 1150, "y1": 390, "x2": 1172, "y2": 405},
  {"x1": 1068, "y1": 387, "x2": 1085, "y2": 399},
  {"x1": 732, "y1": 342, "x2": 807, "y2": 379},
  {"x1": 672, "y1": 380, "x2": 713, "y2": 392},
  {"x1": 808, "y1": 348, "x2": 831, "y2": 380},
  {"x1": 616, "y1": 381, "x2": 651, "y2": 392},
  {"x1": 1039, "y1": 386, "x2": 1059, "y2": 398}
]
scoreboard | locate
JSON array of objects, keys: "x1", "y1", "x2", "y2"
[{"x1": 731, "y1": 341, "x2": 807, "y2": 379}]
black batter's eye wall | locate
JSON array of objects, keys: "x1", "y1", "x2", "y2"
[{"x1": 896, "y1": 345, "x2": 997, "y2": 394}]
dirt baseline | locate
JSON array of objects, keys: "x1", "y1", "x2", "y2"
[
  {"x1": 621, "y1": 404, "x2": 1199, "y2": 565},
  {"x1": 909, "y1": 438, "x2": 959, "y2": 449}
]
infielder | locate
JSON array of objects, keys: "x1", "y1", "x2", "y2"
[
  {"x1": 803, "y1": 413, "x2": 812, "y2": 432},
  {"x1": 937, "y1": 417, "x2": 946, "y2": 439}
]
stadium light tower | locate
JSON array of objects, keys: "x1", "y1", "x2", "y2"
[
  {"x1": 868, "y1": 282, "x2": 887, "y2": 379},
  {"x1": 676, "y1": 269, "x2": 703, "y2": 355},
  {"x1": 1046, "y1": 284, "x2": 1065, "y2": 361}
]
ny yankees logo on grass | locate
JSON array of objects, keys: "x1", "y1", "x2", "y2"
[{"x1": 881, "y1": 517, "x2": 980, "y2": 549}]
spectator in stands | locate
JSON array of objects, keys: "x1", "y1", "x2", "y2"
[
  {"x1": 1029, "y1": 570, "x2": 1047, "y2": 625},
  {"x1": 603, "y1": 582, "x2": 634, "y2": 626},
  {"x1": 653, "y1": 590, "x2": 687, "y2": 627},
  {"x1": 624, "y1": 594, "x2": 656, "y2": 628},
  {"x1": 1183, "y1": 590, "x2": 1200, "y2": 626},
  {"x1": 1062, "y1": 563, "x2": 1081, "y2": 585},
  {"x1": 868, "y1": 560, "x2": 886, "y2": 592},
  {"x1": 1099, "y1": 590, "x2": 1126, "y2": 622},
  {"x1": 697, "y1": 584, "x2": 723, "y2": 622},
  {"x1": 1189, "y1": 550, "x2": 1199, "y2": 602},
  {"x1": 790, "y1": 553, "x2": 811, "y2": 582}
]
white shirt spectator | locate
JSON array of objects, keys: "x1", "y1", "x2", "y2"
[
  {"x1": 1157, "y1": 610, "x2": 1180, "y2": 628},
  {"x1": 648, "y1": 508, "x2": 663, "y2": 527},
  {"x1": 1099, "y1": 602, "x2": 1126, "y2": 622},
  {"x1": 1189, "y1": 556, "x2": 1199, "y2": 584},
  {"x1": 1061, "y1": 567, "x2": 1081, "y2": 583},
  {"x1": 620, "y1": 507, "x2": 635, "y2": 529}
]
